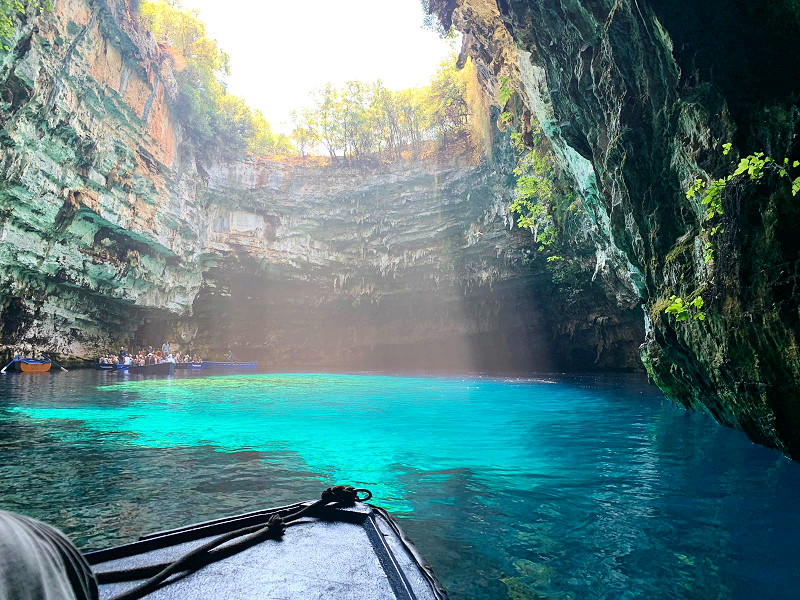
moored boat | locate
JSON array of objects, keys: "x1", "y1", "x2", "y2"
[
  {"x1": 96, "y1": 363, "x2": 124, "y2": 371},
  {"x1": 86, "y1": 486, "x2": 446, "y2": 600},
  {"x1": 12, "y1": 358, "x2": 52, "y2": 373},
  {"x1": 200, "y1": 361, "x2": 258, "y2": 370},
  {"x1": 173, "y1": 362, "x2": 203, "y2": 370},
  {"x1": 127, "y1": 362, "x2": 174, "y2": 376}
]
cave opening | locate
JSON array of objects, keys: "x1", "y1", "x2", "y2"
[{"x1": 116, "y1": 0, "x2": 646, "y2": 373}]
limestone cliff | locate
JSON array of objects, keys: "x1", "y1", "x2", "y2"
[
  {"x1": 432, "y1": 0, "x2": 800, "y2": 455},
  {"x1": 0, "y1": 0, "x2": 642, "y2": 372},
  {"x1": 1, "y1": 0, "x2": 202, "y2": 357},
  {"x1": 160, "y1": 155, "x2": 643, "y2": 371}
]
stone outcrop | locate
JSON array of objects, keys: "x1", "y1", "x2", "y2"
[
  {"x1": 0, "y1": 0, "x2": 643, "y2": 371},
  {"x1": 433, "y1": 0, "x2": 800, "y2": 455},
  {"x1": 1, "y1": 0, "x2": 202, "y2": 358},
  {"x1": 162, "y1": 156, "x2": 643, "y2": 371}
]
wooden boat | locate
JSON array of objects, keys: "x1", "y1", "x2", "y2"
[
  {"x1": 127, "y1": 362, "x2": 175, "y2": 376},
  {"x1": 86, "y1": 487, "x2": 446, "y2": 600},
  {"x1": 200, "y1": 361, "x2": 258, "y2": 370},
  {"x1": 96, "y1": 363, "x2": 123, "y2": 371},
  {"x1": 13, "y1": 358, "x2": 52, "y2": 373}
]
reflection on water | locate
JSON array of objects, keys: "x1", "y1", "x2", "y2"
[{"x1": 1, "y1": 371, "x2": 799, "y2": 599}]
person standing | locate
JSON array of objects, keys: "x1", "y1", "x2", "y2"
[{"x1": 162, "y1": 341, "x2": 170, "y2": 356}]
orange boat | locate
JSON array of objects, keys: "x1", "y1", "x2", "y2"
[{"x1": 13, "y1": 359, "x2": 52, "y2": 373}]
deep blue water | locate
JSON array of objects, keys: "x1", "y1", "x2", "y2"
[{"x1": 1, "y1": 370, "x2": 799, "y2": 599}]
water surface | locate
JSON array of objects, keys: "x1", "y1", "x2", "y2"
[{"x1": 1, "y1": 371, "x2": 799, "y2": 599}]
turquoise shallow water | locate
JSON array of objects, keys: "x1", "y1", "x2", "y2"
[{"x1": 1, "y1": 371, "x2": 799, "y2": 599}]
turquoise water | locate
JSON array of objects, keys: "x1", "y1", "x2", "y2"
[{"x1": 1, "y1": 371, "x2": 799, "y2": 599}]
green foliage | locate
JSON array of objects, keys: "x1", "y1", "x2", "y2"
[
  {"x1": 510, "y1": 131, "x2": 524, "y2": 150},
  {"x1": 688, "y1": 146, "x2": 800, "y2": 218},
  {"x1": 140, "y1": 2, "x2": 482, "y2": 161},
  {"x1": 665, "y1": 295, "x2": 706, "y2": 322},
  {"x1": 289, "y1": 109, "x2": 319, "y2": 158},
  {"x1": 140, "y1": 1, "x2": 294, "y2": 156},
  {"x1": 688, "y1": 143, "x2": 800, "y2": 265},
  {"x1": 296, "y1": 56, "x2": 475, "y2": 161},
  {"x1": 510, "y1": 139, "x2": 556, "y2": 235},
  {"x1": 0, "y1": 0, "x2": 50, "y2": 50},
  {"x1": 498, "y1": 76, "x2": 513, "y2": 105}
]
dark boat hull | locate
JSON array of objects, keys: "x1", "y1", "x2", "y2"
[
  {"x1": 127, "y1": 362, "x2": 174, "y2": 376},
  {"x1": 87, "y1": 500, "x2": 445, "y2": 600},
  {"x1": 200, "y1": 361, "x2": 258, "y2": 370},
  {"x1": 96, "y1": 363, "x2": 122, "y2": 371}
]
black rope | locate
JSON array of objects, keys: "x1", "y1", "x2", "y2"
[{"x1": 103, "y1": 486, "x2": 371, "y2": 600}]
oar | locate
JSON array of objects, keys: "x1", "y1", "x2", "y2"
[
  {"x1": 42, "y1": 353, "x2": 68, "y2": 372},
  {"x1": 0, "y1": 359, "x2": 15, "y2": 374}
]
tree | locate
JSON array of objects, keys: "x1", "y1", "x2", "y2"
[
  {"x1": 292, "y1": 55, "x2": 475, "y2": 164},
  {"x1": 290, "y1": 109, "x2": 319, "y2": 158},
  {"x1": 427, "y1": 58, "x2": 469, "y2": 149},
  {"x1": 310, "y1": 83, "x2": 344, "y2": 159},
  {"x1": 0, "y1": 0, "x2": 50, "y2": 50},
  {"x1": 139, "y1": 1, "x2": 295, "y2": 157}
]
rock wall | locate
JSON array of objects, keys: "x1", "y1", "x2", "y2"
[
  {"x1": 0, "y1": 0, "x2": 643, "y2": 371},
  {"x1": 436, "y1": 0, "x2": 800, "y2": 455},
  {"x1": 1, "y1": 0, "x2": 204, "y2": 358},
  {"x1": 163, "y1": 156, "x2": 643, "y2": 371}
]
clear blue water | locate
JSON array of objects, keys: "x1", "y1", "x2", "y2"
[{"x1": 1, "y1": 370, "x2": 799, "y2": 599}]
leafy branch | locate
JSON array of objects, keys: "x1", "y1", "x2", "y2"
[
  {"x1": 509, "y1": 128, "x2": 559, "y2": 252},
  {"x1": 665, "y1": 295, "x2": 706, "y2": 322},
  {"x1": 687, "y1": 143, "x2": 800, "y2": 263},
  {"x1": 498, "y1": 76, "x2": 513, "y2": 106}
]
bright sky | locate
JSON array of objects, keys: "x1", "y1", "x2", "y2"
[{"x1": 181, "y1": 0, "x2": 458, "y2": 133}]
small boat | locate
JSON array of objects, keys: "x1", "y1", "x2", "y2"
[
  {"x1": 12, "y1": 358, "x2": 52, "y2": 373},
  {"x1": 86, "y1": 486, "x2": 446, "y2": 600},
  {"x1": 96, "y1": 363, "x2": 124, "y2": 371},
  {"x1": 200, "y1": 361, "x2": 258, "y2": 370},
  {"x1": 127, "y1": 362, "x2": 175, "y2": 376}
]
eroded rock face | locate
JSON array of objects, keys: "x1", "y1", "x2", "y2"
[
  {"x1": 438, "y1": 0, "x2": 800, "y2": 455},
  {"x1": 0, "y1": 0, "x2": 643, "y2": 371},
  {"x1": 167, "y1": 156, "x2": 643, "y2": 371},
  {"x1": 1, "y1": 0, "x2": 204, "y2": 357}
]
